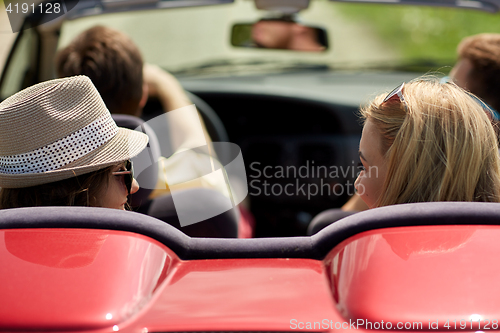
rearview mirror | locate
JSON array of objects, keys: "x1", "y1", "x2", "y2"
[{"x1": 231, "y1": 20, "x2": 328, "y2": 52}]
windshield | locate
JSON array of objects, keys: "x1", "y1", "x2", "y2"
[{"x1": 58, "y1": 0, "x2": 500, "y2": 76}]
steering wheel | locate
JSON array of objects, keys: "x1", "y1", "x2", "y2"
[
  {"x1": 184, "y1": 91, "x2": 229, "y2": 143},
  {"x1": 141, "y1": 91, "x2": 230, "y2": 164},
  {"x1": 141, "y1": 92, "x2": 228, "y2": 143}
]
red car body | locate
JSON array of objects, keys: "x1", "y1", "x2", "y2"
[{"x1": 1, "y1": 204, "x2": 499, "y2": 333}]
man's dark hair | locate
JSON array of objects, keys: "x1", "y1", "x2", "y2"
[
  {"x1": 56, "y1": 26, "x2": 143, "y2": 116},
  {"x1": 458, "y1": 33, "x2": 500, "y2": 112}
]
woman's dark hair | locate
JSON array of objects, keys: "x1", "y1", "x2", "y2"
[{"x1": 0, "y1": 167, "x2": 113, "y2": 209}]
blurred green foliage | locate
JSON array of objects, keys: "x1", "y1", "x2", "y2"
[{"x1": 336, "y1": 3, "x2": 500, "y2": 62}]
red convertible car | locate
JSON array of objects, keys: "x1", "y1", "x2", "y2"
[{"x1": 1, "y1": 0, "x2": 500, "y2": 332}]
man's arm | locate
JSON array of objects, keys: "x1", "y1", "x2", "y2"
[
  {"x1": 143, "y1": 63, "x2": 192, "y2": 112},
  {"x1": 143, "y1": 63, "x2": 213, "y2": 150}
]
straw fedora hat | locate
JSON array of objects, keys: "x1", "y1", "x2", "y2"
[{"x1": 0, "y1": 75, "x2": 148, "y2": 188}]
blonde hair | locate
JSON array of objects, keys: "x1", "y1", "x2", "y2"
[{"x1": 360, "y1": 78, "x2": 500, "y2": 207}]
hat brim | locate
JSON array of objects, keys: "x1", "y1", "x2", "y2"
[{"x1": 0, "y1": 128, "x2": 148, "y2": 188}]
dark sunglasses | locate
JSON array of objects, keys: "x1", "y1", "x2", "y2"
[
  {"x1": 382, "y1": 82, "x2": 408, "y2": 111},
  {"x1": 112, "y1": 160, "x2": 134, "y2": 195}
]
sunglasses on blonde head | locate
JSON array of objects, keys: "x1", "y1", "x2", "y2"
[
  {"x1": 382, "y1": 82, "x2": 409, "y2": 112},
  {"x1": 112, "y1": 160, "x2": 134, "y2": 194}
]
